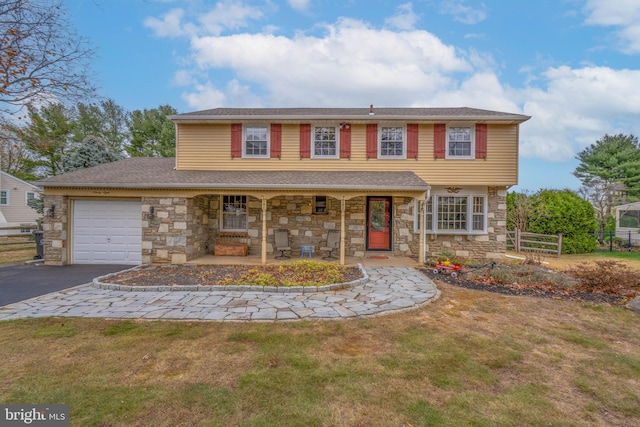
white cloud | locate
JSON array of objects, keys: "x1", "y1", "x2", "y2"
[
  {"x1": 188, "y1": 18, "x2": 470, "y2": 107},
  {"x1": 288, "y1": 0, "x2": 311, "y2": 12},
  {"x1": 198, "y1": 0, "x2": 264, "y2": 36},
  {"x1": 583, "y1": 0, "x2": 640, "y2": 53},
  {"x1": 385, "y1": 3, "x2": 420, "y2": 31},
  {"x1": 439, "y1": 0, "x2": 487, "y2": 25},
  {"x1": 144, "y1": 1, "x2": 264, "y2": 38},
  {"x1": 519, "y1": 66, "x2": 640, "y2": 160},
  {"x1": 144, "y1": 8, "x2": 191, "y2": 38}
]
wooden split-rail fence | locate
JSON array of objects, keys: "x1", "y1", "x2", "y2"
[{"x1": 506, "y1": 228, "x2": 562, "y2": 258}]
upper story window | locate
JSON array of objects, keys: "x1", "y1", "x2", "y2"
[
  {"x1": 446, "y1": 125, "x2": 474, "y2": 159},
  {"x1": 312, "y1": 126, "x2": 339, "y2": 158},
  {"x1": 243, "y1": 126, "x2": 269, "y2": 158},
  {"x1": 0, "y1": 190, "x2": 7, "y2": 205},
  {"x1": 379, "y1": 126, "x2": 405, "y2": 158}
]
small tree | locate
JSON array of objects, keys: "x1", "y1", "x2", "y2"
[
  {"x1": 506, "y1": 190, "x2": 542, "y2": 231},
  {"x1": 528, "y1": 189, "x2": 598, "y2": 254}
]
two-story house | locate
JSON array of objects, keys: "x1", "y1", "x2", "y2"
[{"x1": 38, "y1": 106, "x2": 530, "y2": 266}]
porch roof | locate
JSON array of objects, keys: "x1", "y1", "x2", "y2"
[{"x1": 38, "y1": 157, "x2": 429, "y2": 192}]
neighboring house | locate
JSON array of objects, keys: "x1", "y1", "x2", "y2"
[
  {"x1": 614, "y1": 201, "x2": 640, "y2": 247},
  {"x1": 37, "y1": 106, "x2": 530, "y2": 265},
  {"x1": 0, "y1": 170, "x2": 41, "y2": 224}
]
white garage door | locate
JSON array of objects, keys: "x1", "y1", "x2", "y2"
[{"x1": 73, "y1": 200, "x2": 142, "y2": 264}]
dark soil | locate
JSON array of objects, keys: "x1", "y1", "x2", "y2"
[
  {"x1": 107, "y1": 264, "x2": 363, "y2": 287},
  {"x1": 419, "y1": 266, "x2": 629, "y2": 306}
]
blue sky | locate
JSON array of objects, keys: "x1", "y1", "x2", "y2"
[{"x1": 65, "y1": 0, "x2": 640, "y2": 193}]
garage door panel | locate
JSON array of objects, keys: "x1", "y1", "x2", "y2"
[{"x1": 73, "y1": 200, "x2": 141, "y2": 264}]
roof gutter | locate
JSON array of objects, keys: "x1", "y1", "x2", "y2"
[{"x1": 168, "y1": 114, "x2": 531, "y2": 124}]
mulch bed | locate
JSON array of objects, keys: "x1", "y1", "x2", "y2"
[
  {"x1": 106, "y1": 264, "x2": 363, "y2": 287},
  {"x1": 419, "y1": 267, "x2": 629, "y2": 306}
]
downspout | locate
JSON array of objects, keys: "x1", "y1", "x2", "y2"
[
  {"x1": 420, "y1": 187, "x2": 431, "y2": 264},
  {"x1": 340, "y1": 197, "x2": 346, "y2": 266},
  {"x1": 261, "y1": 197, "x2": 267, "y2": 265}
]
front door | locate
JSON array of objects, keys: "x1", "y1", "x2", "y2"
[{"x1": 367, "y1": 196, "x2": 392, "y2": 250}]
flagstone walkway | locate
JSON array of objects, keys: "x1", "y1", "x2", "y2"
[{"x1": 0, "y1": 267, "x2": 439, "y2": 321}]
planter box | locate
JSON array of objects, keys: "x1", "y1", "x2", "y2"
[{"x1": 214, "y1": 241, "x2": 248, "y2": 256}]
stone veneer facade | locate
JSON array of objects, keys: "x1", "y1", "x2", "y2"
[{"x1": 41, "y1": 190, "x2": 506, "y2": 265}]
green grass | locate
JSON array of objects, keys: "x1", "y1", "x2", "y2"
[
  {"x1": 593, "y1": 248, "x2": 640, "y2": 260},
  {"x1": 0, "y1": 290, "x2": 638, "y2": 427}
]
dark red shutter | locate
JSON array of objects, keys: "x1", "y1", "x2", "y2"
[
  {"x1": 366, "y1": 124, "x2": 378, "y2": 159},
  {"x1": 300, "y1": 124, "x2": 311, "y2": 158},
  {"x1": 270, "y1": 124, "x2": 281, "y2": 158},
  {"x1": 434, "y1": 124, "x2": 446, "y2": 159},
  {"x1": 340, "y1": 125, "x2": 351, "y2": 159},
  {"x1": 475, "y1": 123, "x2": 487, "y2": 159},
  {"x1": 231, "y1": 123, "x2": 242, "y2": 158},
  {"x1": 407, "y1": 123, "x2": 418, "y2": 159}
]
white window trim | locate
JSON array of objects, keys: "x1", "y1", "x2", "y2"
[
  {"x1": 421, "y1": 190, "x2": 488, "y2": 234},
  {"x1": 220, "y1": 195, "x2": 248, "y2": 232},
  {"x1": 378, "y1": 125, "x2": 406, "y2": 159},
  {"x1": 311, "y1": 124, "x2": 340, "y2": 159},
  {"x1": 445, "y1": 123, "x2": 475, "y2": 160},
  {"x1": 242, "y1": 125, "x2": 270, "y2": 158},
  {"x1": 0, "y1": 190, "x2": 8, "y2": 206}
]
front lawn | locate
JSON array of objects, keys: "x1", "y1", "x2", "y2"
[{"x1": 1, "y1": 282, "x2": 638, "y2": 426}]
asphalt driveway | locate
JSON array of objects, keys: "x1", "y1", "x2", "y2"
[{"x1": 0, "y1": 263, "x2": 134, "y2": 307}]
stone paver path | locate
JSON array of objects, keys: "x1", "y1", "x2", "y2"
[{"x1": 0, "y1": 267, "x2": 439, "y2": 321}]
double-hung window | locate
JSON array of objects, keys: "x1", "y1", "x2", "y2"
[
  {"x1": 26, "y1": 192, "x2": 37, "y2": 206},
  {"x1": 420, "y1": 193, "x2": 486, "y2": 234},
  {"x1": 0, "y1": 190, "x2": 7, "y2": 205},
  {"x1": 243, "y1": 126, "x2": 269, "y2": 157},
  {"x1": 222, "y1": 195, "x2": 247, "y2": 231},
  {"x1": 446, "y1": 125, "x2": 474, "y2": 159},
  {"x1": 380, "y1": 126, "x2": 405, "y2": 158},
  {"x1": 312, "y1": 126, "x2": 338, "y2": 158}
]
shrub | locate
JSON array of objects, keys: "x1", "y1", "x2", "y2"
[{"x1": 528, "y1": 189, "x2": 598, "y2": 254}]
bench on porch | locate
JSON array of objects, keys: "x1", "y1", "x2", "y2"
[{"x1": 214, "y1": 232, "x2": 249, "y2": 256}]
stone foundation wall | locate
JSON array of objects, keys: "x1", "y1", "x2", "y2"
[
  {"x1": 42, "y1": 195, "x2": 68, "y2": 265},
  {"x1": 424, "y1": 189, "x2": 507, "y2": 260},
  {"x1": 393, "y1": 197, "x2": 419, "y2": 257}
]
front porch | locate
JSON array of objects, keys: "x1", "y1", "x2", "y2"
[{"x1": 142, "y1": 192, "x2": 428, "y2": 266}]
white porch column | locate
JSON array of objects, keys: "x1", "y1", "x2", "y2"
[
  {"x1": 419, "y1": 199, "x2": 425, "y2": 264},
  {"x1": 340, "y1": 197, "x2": 346, "y2": 265},
  {"x1": 261, "y1": 197, "x2": 267, "y2": 265}
]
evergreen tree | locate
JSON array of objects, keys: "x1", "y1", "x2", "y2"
[
  {"x1": 573, "y1": 133, "x2": 640, "y2": 232},
  {"x1": 126, "y1": 105, "x2": 177, "y2": 157},
  {"x1": 63, "y1": 135, "x2": 122, "y2": 172},
  {"x1": 17, "y1": 103, "x2": 74, "y2": 177},
  {"x1": 74, "y1": 99, "x2": 128, "y2": 154}
]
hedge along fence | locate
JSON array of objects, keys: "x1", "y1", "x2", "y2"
[{"x1": 506, "y1": 228, "x2": 562, "y2": 258}]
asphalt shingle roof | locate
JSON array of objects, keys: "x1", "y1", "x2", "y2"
[
  {"x1": 170, "y1": 107, "x2": 530, "y2": 124},
  {"x1": 38, "y1": 158, "x2": 429, "y2": 192}
]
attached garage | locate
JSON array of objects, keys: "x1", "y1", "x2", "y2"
[{"x1": 72, "y1": 200, "x2": 142, "y2": 264}]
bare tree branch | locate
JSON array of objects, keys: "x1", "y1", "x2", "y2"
[{"x1": 0, "y1": 0, "x2": 97, "y2": 117}]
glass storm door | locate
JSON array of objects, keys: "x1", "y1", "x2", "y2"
[{"x1": 367, "y1": 196, "x2": 391, "y2": 250}]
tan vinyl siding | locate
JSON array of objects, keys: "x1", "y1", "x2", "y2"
[{"x1": 175, "y1": 123, "x2": 519, "y2": 186}]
